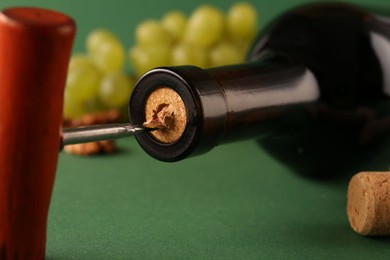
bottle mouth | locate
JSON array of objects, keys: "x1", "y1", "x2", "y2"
[
  {"x1": 128, "y1": 67, "x2": 200, "y2": 162},
  {"x1": 128, "y1": 65, "x2": 227, "y2": 162}
]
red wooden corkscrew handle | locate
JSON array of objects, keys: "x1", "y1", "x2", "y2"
[{"x1": 0, "y1": 7, "x2": 75, "y2": 259}]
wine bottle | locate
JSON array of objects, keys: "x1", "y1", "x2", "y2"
[{"x1": 128, "y1": 2, "x2": 390, "y2": 175}]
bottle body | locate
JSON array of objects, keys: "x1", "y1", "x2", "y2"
[
  {"x1": 249, "y1": 3, "x2": 390, "y2": 175},
  {"x1": 129, "y1": 3, "x2": 390, "y2": 174}
]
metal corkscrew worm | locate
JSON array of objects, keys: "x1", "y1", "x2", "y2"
[{"x1": 61, "y1": 123, "x2": 151, "y2": 148}]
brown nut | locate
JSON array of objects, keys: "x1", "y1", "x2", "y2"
[
  {"x1": 62, "y1": 109, "x2": 121, "y2": 156},
  {"x1": 63, "y1": 140, "x2": 116, "y2": 156}
]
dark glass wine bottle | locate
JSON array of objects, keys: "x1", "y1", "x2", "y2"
[{"x1": 129, "y1": 2, "x2": 390, "y2": 175}]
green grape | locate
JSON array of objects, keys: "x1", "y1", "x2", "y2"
[
  {"x1": 89, "y1": 36, "x2": 125, "y2": 73},
  {"x1": 84, "y1": 97, "x2": 107, "y2": 113},
  {"x1": 129, "y1": 45, "x2": 171, "y2": 77},
  {"x1": 171, "y1": 43, "x2": 208, "y2": 68},
  {"x1": 63, "y1": 91, "x2": 85, "y2": 119},
  {"x1": 183, "y1": 5, "x2": 225, "y2": 49},
  {"x1": 86, "y1": 28, "x2": 117, "y2": 53},
  {"x1": 237, "y1": 41, "x2": 251, "y2": 60},
  {"x1": 227, "y1": 2, "x2": 258, "y2": 42},
  {"x1": 161, "y1": 11, "x2": 187, "y2": 42},
  {"x1": 98, "y1": 72, "x2": 134, "y2": 108},
  {"x1": 68, "y1": 54, "x2": 92, "y2": 69},
  {"x1": 135, "y1": 19, "x2": 173, "y2": 47},
  {"x1": 65, "y1": 55, "x2": 101, "y2": 102},
  {"x1": 209, "y1": 42, "x2": 243, "y2": 67}
]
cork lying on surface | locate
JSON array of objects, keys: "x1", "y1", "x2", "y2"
[
  {"x1": 143, "y1": 87, "x2": 187, "y2": 143},
  {"x1": 347, "y1": 171, "x2": 390, "y2": 236}
]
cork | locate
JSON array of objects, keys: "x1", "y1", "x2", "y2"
[
  {"x1": 347, "y1": 172, "x2": 390, "y2": 236},
  {"x1": 143, "y1": 87, "x2": 187, "y2": 143}
]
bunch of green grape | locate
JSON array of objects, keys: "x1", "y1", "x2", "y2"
[
  {"x1": 129, "y1": 2, "x2": 258, "y2": 78},
  {"x1": 64, "y1": 1, "x2": 258, "y2": 119},
  {"x1": 63, "y1": 30, "x2": 133, "y2": 118}
]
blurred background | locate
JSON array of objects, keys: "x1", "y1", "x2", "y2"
[
  {"x1": 1, "y1": 0, "x2": 389, "y2": 120},
  {"x1": 0, "y1": 0, "x2": 388, "y2": 53},
  {"x1": 1, "y1": 0, "x2": 390, "y2": 259}
]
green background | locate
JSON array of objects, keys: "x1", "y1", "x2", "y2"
[{"x1": 1, "y1": 0, "x2": 390, "y2": 259}]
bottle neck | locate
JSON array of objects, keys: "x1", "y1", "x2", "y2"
[
  {"x1": 204, "y1": 54, "x2": 320, "y2": 143},
  {"x1": 129, "y1": 54, "x2": 320, "y2": 162}
]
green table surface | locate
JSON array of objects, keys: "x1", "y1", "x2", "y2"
[{"x1": 2, "y1": 0, "x2": 390, "y2": 259}]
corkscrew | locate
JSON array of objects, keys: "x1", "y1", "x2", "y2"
[
  {"x1": 61, "y1": 95, "x2": 173, "y2": 148},
  {"x1": 61, "y1": 123, "x2": 154, "y2": 148}
]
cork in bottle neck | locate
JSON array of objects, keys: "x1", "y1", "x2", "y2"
[{"x1": 143, "y1": 87, "x2": 187, "y2": 143}]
